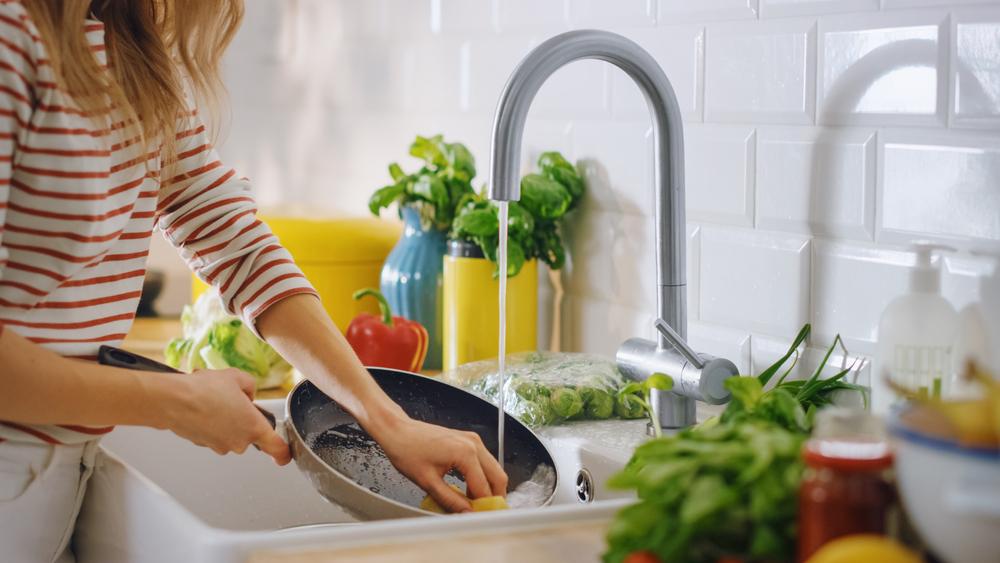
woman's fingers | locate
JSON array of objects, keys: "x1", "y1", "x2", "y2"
[
  {"x1": 476, "y1": 444, "x2": 509, "y2": 498},
  {"x1": 256, "y1": 428, "x2": 292, "y2": 466},
  {"x1": 422, "y1": 476, "x2": 473, "y2": 514},
  {"x1": 454, "y1": 446, "x2": 492, "y2": 501}
]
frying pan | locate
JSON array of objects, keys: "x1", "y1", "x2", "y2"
[{"x1": 97, "y1": 346, "x2": 558, "y2": 520}]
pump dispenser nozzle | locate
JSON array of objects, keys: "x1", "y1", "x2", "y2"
[{"x1": 909, "y1": 242, "x2": 956, "y2": 293}]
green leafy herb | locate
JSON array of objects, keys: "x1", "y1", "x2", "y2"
[
  {"x1": 617, "y1": 373, "x2": 675, "y2": 438},
  {"x1": 368, "y1": 135, "x2": 476, "y2": 231},
  {"x1": 450, "y1": 151, "x2": 584, "y2": 277},
  {"x1": 604, "y1": 324, "x2": 868, "y2": 563}
]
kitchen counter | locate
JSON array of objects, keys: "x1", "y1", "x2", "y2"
[{"x1": 249, "y1": 521, "x2": 610, "y2": 563}]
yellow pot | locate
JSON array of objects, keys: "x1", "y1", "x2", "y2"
[
  {"x1": 192, "y1": 215, "x2": 402, "y2": 333},
  {"x1": 442, "y1": 247, "x2": 537, "y2": 371}
]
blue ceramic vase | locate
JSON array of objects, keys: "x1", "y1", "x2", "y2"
[{"x1": 379, "y1": 206, "x2": 447, "y2": 370}]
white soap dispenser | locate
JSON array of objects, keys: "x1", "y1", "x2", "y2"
[{"x1": 872, "y1": 243, "x2": 958, "y2": 415}]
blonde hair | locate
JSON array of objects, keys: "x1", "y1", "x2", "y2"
[{"x1": 21, "y1": 0, "x2": 243, "y2": 178}]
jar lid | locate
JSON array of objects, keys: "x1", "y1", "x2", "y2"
[
  {"x1": 803, "y1": 439, "x2": 894, "y2": 472},
  {"x1": 448, "y1": 239, "x2": 485, "y2": 258}
]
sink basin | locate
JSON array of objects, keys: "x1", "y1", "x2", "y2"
[{"x1": 73, "y1": 399, "x2": 646, "y2": 563}]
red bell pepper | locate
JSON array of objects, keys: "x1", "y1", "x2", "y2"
[{"x1": 346, "y1": 288, "x2": 428, "y2": 373}]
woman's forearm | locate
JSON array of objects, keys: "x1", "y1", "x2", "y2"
[
  {"x1": 0, "y1": 327, "x2": 178, "y2": 429},
  {"x1": 253, "y1": 294, "x2": 408, "y2": 439}
]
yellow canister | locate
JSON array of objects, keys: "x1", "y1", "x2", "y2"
[
  {"x1": 442, "y1": 241, "x2": 537, "y2": 371},
  {"x1": 192, "y1": 215, "x2": 402, "y2": 333}
]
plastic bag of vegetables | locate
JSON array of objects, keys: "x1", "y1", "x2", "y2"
[
  {"x1": 164, "y1": 290, "x2": 293, "y2": 390},
  {"x1": 442, "y1": 351, "x2": 644, "y2": 429}
]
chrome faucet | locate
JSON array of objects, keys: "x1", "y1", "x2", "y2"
[{"x1": 486, "y1": 29, "x2": 738, "y2": 431}]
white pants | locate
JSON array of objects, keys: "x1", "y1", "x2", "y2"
[{"x1": 0, "y1": 439, "x2": 100, "y2": 563}]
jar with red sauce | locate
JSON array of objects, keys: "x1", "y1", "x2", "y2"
[{"x1": 797, "y1": 409, "x2": 897, "y2": 562}]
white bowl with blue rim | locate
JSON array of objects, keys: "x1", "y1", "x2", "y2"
[{"x1": 887, "y1": 405, "x2": 1000, "y2": 563}]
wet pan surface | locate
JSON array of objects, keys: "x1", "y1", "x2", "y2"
[{"x1": 286, "y1": 368, "x2": 556, "y2": 519}]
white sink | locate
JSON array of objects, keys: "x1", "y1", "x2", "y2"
[{"x1": 73, "y1": 399, "x2": 648, "y2": 563}]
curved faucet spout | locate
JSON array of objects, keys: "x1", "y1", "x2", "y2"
[{"x1": 487, "y1": 30, "x2": 736, "y2": 430}]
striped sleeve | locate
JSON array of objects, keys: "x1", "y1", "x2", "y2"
[
  {"x1": 154, "y1": 110, "x2": 317, "y2": 336},
  {"x1": 0, "y1": 8, "x2": 34, "y2": 338}
]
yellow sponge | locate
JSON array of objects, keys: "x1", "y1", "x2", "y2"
[{"x1": 419, "y1": 484, "x2": 509, "y2": 514}]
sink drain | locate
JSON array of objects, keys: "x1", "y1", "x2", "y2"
[{"x1": 575, "y1": 469, "x2": 594, "y2": 503}]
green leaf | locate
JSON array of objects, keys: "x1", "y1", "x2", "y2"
[
  {"x1": 643, "y1": 373, "x2": 674, "y2": 394},
  {"x1": 520, "y1": 173, "x2": 571, "y2": 219},
  {"x1": 452, "y1": 209, "x2": 498, "y2": 237},
  {"x1": 388, "y1": 163, "x2": 405, "y2": 182},
  {"x1": 757, "y1": 324, "x2": 810, "y2": 386},
  {"x1": 409, "y1": 135, "x2": 448, "y2": 168},
  {"x1": 618, "y1": 382, "x2": 643, "y2": 397},
  {"x1": 679, "y1": 474, "x2": 736, "y2": 524},
  {"x1": 368, "y1": 182, "x2": 406, "y2": 215},
  {"x1": 411, "y1": 173, "x2": 448, "y2": 208},
  {"x1": 723, "y1": 376, "x2": 764, "y2": 412}
]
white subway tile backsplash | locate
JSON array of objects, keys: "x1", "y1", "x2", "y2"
[
  {"x1": 685, "y1": 126, "x2": 756, "y2": 227},
  {"x1": 574, "y1": 121, "x2": 654, "y2": 216},
  {"x1": 571, "y1": 0, "x2": 656, "y2": 28},
  {"x1": 408, "y1": 41, "x2": 465, "y2": 112},
  {"x1": 705, "y1": 19, "x2": 817, "y2": 124},
  {"x1": 952, "y1": 9, "x2": 1000, "y2": 128},
  {"x1": 658, "y1": 0, "x2": 759, "y2": 24},
  {"x1": 435, "y1": 0, "x2": 496, "y2": 34},
  {"x1": 689, "y1": 322, "x2": 752, "y2": 375},
  {"x1": 522, "y1": 119, "x2": 575, "y2": 176},
  {"x1": 564, "y1": 295, "x2": 653, "y2": 357},
  {"x1": 943, "y1": 255, "x2": 997, "y2": 312},
  {"x1": 562, "y1": 210, "x2": 658, "y2": 311},
  {"x1": 817, "y1": 11, "x2": 949, "y2": 126},
  {"x1": 760, "y1": 0, "x2": 878, "y2": 19},
  {"x1": 811, "y1": 240, "x2": 912, "y2": 355},
  {"x1": 611, "y1": 25, "x2": 705, "y2": 122},
  {"x1": 756, "y1": 127, "x2": 875, "y2": 240},
  {"x1": 464, "y1": 36, "x2": 535, "y2": 113},
  {"x1": 877, "y1": 130, "x2": 1000, "y2": 252},
  {"x1": 883, "y1": 0, "x2": 1000, "y2": 9},
  {"x1": 497, "y1": 0, "x2": 569, "y2": 33},
  {"x1": 701, "y1": 227, "x2": 811, "y2": 339},
  {"x1": 530, "y1": 59, "x2": 612, "y2": 117}
]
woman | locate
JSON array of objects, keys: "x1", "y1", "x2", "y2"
[{"x1": 0, "y1": 1, "x2": 507, "y2": 560}]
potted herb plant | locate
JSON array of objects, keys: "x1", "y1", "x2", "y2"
[
  {"x1": 369, "y1": 135, "x2": 475, "y2": 370},
  {"x1": 441, "y1": 152, "x2": 585, "y2": 369}
]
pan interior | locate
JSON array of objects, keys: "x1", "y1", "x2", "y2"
[{"x1": 289, "y1": 369, "x2": 556, "y2": 510}]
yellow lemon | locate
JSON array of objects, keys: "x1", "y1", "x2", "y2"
[{"x1": 806, "y1": 535, "x2": 922, "y2": 563}]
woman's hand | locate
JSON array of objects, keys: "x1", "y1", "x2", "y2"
[
  {"x1": 161, "y1": 368, "x2": 291, "y2": 466},
  {"x1": 370, "y1": 414, "x2": 509, "y2": 514}
]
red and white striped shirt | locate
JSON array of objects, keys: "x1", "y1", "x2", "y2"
[{"x1": 0, "y1": 1, "x2": 316, "y2": 445}]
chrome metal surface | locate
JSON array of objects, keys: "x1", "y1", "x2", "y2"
[
  {"x1": 654, "y1": 318, "x2": 704, "y2": 370},
  {"x1": 487, "y1": 29, "x2": 735, "y2": 430},
  {"x1": 575, "y1": 469, "x2": 594, "y2": 504}
]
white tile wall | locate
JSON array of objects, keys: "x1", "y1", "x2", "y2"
[
  {"x1": 951, "y1": 7, "x2": 1000, "y2": 128},
  {"x1": 877, "y1": 129, "x2": 1000, "y2": 252},
  {"x1": 685, "y1": 126, "x2": 756, "y2": 226},
  {"x1": 610, "y1": 24, "x2": 705, "y2": 122},
  {"x1": 144, "y1": 0, "x2": 1000, "y2": 378},
  {"x1": 705, "y1": 19, "x2": 817, "y2": 124},
  {"x1": 756, "y1": 127, "x2": 876, "y2": 240},
  {"x1": 817, "y1": 10, "x2": 949, "y2": 126}
]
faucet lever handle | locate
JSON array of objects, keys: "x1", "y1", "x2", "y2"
[{"x1": 654, "y1": 318, "x2": 705, "y2": 370}]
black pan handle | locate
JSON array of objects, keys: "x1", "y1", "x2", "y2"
[{"x1": 97, "y1": 345, "x2": 278, "y2": 433}]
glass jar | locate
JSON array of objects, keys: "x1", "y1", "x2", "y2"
[{"x1": 797, "y1": 409, "x2": 897, "y2": 562}]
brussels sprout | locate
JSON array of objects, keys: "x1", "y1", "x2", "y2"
[
  {"x1": 576, "y1": 386, "x2": 596, "y2": 405},
  {"x1": 584, "y1": 389, "x2": 614, "y2": 419},
  {"x1": 510, "y1": 378, "x2": 538, "y2": 402},
  {"x1": 615, "y1": 392, "x2": 646, "y2": 419},
  {"x1": 536, "y1": 385, "x2": 553, "y2": 398},
  {"x1": 517, "y1": 400, "x2": 556, "y2": 428},
  {"x1": 550, "y1": 387, "x2": 583, "y2": 419}
]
